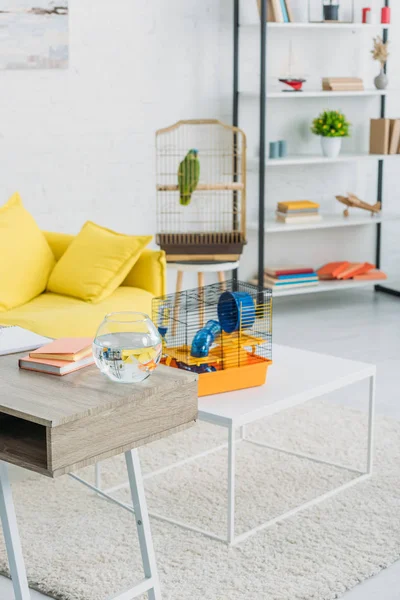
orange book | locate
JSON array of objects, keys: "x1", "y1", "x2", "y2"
[
  {"x1": 317, "y1": 262, "x2": 349, "y2": 280},
  {"x1": 30, "y1": 337, "x2": 93, "y2": 362},
  {"x1": 354, "y1": 270, "x2": 387, "y2": 281},
  {"x1": 19, "y1": 355, "x2": 94, "y2": 376},
  {"x1": 337, "y1": 263, "x2": 375, "y2": 280}
]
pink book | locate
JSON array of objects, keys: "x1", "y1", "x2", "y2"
[
  {"x1": 19, "y1": 354, "x2": 94, "y2": 376},
  {"x1": 30, "y1": 337, "x2": 93, "y2": 361}
]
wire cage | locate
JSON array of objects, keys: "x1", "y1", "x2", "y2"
[
  {"x1": 152, "y1": 280, "x2": 272, "y2": 396},
  {"x1": 155, "y1": 119, "x2": 247, "y2": 262}
]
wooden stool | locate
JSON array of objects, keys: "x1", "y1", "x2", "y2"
[{"x1": 168, "y1": 261, "x2": 240, "y2": 333}]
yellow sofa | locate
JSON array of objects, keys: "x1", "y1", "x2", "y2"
[{"x1": 0, "y1": 232, "x2": 166, "y2": 339}]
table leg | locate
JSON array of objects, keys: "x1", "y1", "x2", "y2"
[
  {"x1": 367, "y1": 374, "x2": 376, "y2": 474},
  {"x1": 0, "y1": 462, "x2": 31, "y2": 600},
  {"x1": 227, "y1": 425, "x2": 236, "y2": 544},
  {"x1": 125, "y1": 450, "x2": 162, "y2": 600}
]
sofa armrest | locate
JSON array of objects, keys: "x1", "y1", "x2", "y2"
[{"x1": 122, "y1": 249, "x2": 166, "y2": 297}]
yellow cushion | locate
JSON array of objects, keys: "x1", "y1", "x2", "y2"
[
  {"x1": 0, "y1": 193, "x2": 55, "y2": 312},
  {"x1": 0, "y1": 287, "x2": 154, "y2": 338},
  {"x1": 47, "y1": 221, "x2": 152, "y2": 303}
]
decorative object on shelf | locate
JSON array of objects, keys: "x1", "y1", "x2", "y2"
[
  {"x1": 362, "y1": 7, "x2": 371, "y2": 23},
  {"x1": 93, "y1": 312, "x2": 162, "y2": 384},
  {"x1": 323, "y1": 0, "x2": 340, "y2": 21},
  {"x1": 250, "y1": 266, "x2": 319, "y2": 290},
  {"x1": 308, "y1": 0, "x2": 355, "y2": 23},
  {"x1": 156, "y1": 119, "x2": 247, "y2": 262},
  {"x1": 336, "y1": 193, "x2": 381, "y2": 217},
  {"x1": 381, "y1": 6, "x2": 391, "y2": 24},
  {"x1": 322, "y1": 77, "x2": 364, "y2": 92},
  {"x1": 269, "y1": 141, "x2": 280, "y2": 158},
  {"x1": 278, "y1": 140, "x2": 288, "y2": 157},
  {"x1": 153, "y1": 280, "x2": 273, "y2": 396},
  {"x1": 257, "y1": 0, "x2": 294, "y2": 23},
  {"x1": 311, "y1": 110, "x2": 350, "y2": 158},
  {"x1": 371, "y1": 35, "x2": 389, "y2": 90},
  {"x1": 279, "y1": 78, "x2": 306, "y2": 92}
]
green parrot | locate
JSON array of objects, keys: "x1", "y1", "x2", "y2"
[{"x1": 178, "y1": 149, "x2": 200, "y2": 206}]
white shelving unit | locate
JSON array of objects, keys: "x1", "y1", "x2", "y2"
[
  {"x1": 248, "y1": 213, "x2": 400, "y2": 234},
  {"x1": 238, "y1": 6, "x2": 397, "y2": 298}
]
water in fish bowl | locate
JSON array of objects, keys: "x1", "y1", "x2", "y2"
[{"x1": 93, "y1": 332, "x2": 162, "y2": 384}]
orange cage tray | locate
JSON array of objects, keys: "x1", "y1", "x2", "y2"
[{"x1": 198, "y1": 359, "x2": 272, "y2": 396}]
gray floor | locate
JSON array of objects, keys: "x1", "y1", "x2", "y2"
[{"x1": 1, "y1": 289, "x2": 399, "y2": 599}]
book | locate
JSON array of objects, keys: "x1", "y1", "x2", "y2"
[
  {"x1": 271, "y1": 0, "x2": 284, "y2": 22},
  {"x1": 284, "y1": 0, "x2": 294, "y2": 22},
  {"x1": 276, "y1": 213, "x2": 322, "y2": 224},
  {"x1": 323, "y1": 78, "x2": 363, "y2": 84},
  {"x1": 0, "y1": 326, "x2": 51, "y2": 356},
  {"x1": 388, "y1": 119, "x2": 400, "y2": 155},
  {"x1": 370, "y1": 118, "x2": 390, "y2": 154},
  {"x1": 317, "y1": 262, "x2": 350, "y2": 280},
  {"x1": 30, "y1": 337, "x2": 93, "y2": 362},
  {"x1": 275, "y1": 272, "x2": 318, "y2": 280},
  {"x1": 263, "y1": 280, "x2": 319, "y2": 290},
  {"x1": 265, "y1": 267, "x2": 315, "y2": 277},
  {"x1": 257, "y1": 0, "x2": 276, "y2": 22},
  {"x1": 354, "y1": 270, "x2": 387, "y2": 281},
  {"x1": 336, "y1": 262, "x2": 375, "y2": 280},
  {"x1": 277, "y1": 201, "x2": 320, "y2": 211},
  {"x1": 264, "y1": 276, "x2": 319, "y2": 286},
  {"x1": 279, "y1": 0, "x2": 289, "y2": 22},
  {"x1": 277, "y1": 208, "x2": 320, "y2": 214},
  {"x1": 19, "y1": 354, "x2": 95, "y2": 376}
]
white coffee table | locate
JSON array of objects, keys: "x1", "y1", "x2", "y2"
[{"x1": 101, "y1": 345, "x2": 376, "y2": 546}]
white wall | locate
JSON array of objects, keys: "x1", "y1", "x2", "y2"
[{"x1": 2, "y1": 0, "x2": 399, "y2": 289}]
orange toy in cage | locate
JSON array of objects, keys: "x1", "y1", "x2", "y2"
[{"x1": 155, "y1": 119, "x2": 247, "y2": 262}]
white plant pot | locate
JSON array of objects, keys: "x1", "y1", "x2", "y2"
[{"x1": 321, "y1": 136, "x2": 342, "y2": 159}]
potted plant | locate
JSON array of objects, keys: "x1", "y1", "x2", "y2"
[
  {"x1": 311, "y1": 110, "x2": 350, "y2": 158},
  {"x1": 323, "y1": 0, "x2": 339, "y2": 21},
  {"x1": 371, "y1": 36, "x2": 389, "y2": 90}
]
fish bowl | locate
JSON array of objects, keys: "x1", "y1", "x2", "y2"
[{"x1": 93, "y1": 312, "x2": 162, "y2": 384}]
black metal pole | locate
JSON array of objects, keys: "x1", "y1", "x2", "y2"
[
  {"x1": 232, "y1": 0, "x2": 239, "y2": 288},
  {"x1": 375, "y1": 0, "x2": 399, "y2": 296},
  {"x1": 258, "y1": 0, "x2": 267, "y2": 294}
]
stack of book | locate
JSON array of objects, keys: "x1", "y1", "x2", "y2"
[
  {"x1": 317, "y1": 262, "x2": 387, "y2": 281},
  {"x1": 19, "y1": 337, "x2": 94, "y2": 376},
  {"x1": 276, "y1": 201, "x2": 321, "y2": 224},
  {"x1": 261, "y1": 267, "x2": 319, "y2": 290},
  {"x1": 370, "y1": 118, "x2": 400, "y2": 155},
  {"x1": 322, "y1": 77, "x2": 364, "y2": 92},
  {"x1": 259, "y1": 0, "x2": 294, "y2": 23}
]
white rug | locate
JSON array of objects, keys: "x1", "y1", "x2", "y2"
[{"x1": 1, "y1": 400, "x2": 400, "y2": 600}]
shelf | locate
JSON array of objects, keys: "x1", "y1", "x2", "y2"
[
  {"x1": 248, "y1": 153, "x2": 397, "y2": 169},
  {"x1": 157, "y1": 183, "x2": 244, "y2": 192},
  {"x1": 248, "y1": 212, "x2": 400, "y2": 233},
  {"x1": 266, "y1": 90, "x2": 387, "y2": 99},
  {"x1": 241, "y1": 22, "x2": 391, "y2": 30},
  {"x1": 272, "y1": 279, "x2": 381, "y2": 298}
]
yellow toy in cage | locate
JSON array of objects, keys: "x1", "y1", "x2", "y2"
[{"x1": 156, "y1": 119, "x2": 247, "y2": 262}]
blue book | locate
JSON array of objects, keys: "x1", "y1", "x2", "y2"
[
  {"x1": 273, "y1": 278, "x2": 319, "y2": 286},
  {"x1": 276, "y1": 272, "x2": 318, "y2": 280},
  {"x1": 279, "y1": 0, "x2": 289, "y2": 22}
]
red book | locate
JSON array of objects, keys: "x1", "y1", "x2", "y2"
[
  {"x1": 265, "y1": 267, "x2": 315, "y2": 277},
  {"x1": 317, "y1": 262, "x2": 349, "y2": 280},
  {"x1": 337, "y1": 263, "x2": 375, "y2": 280}
]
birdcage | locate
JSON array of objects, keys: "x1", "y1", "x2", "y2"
[
  {"x1": 152, "y1": 280, "x2": 272, "y2": 396},
  {"x1": 155, "y1": 119, "x2": 247, "y2": 262}
]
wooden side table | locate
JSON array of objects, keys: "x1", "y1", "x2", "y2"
[{"x1": 0, "y1": 358, "x2": 198, "y2": 600}]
